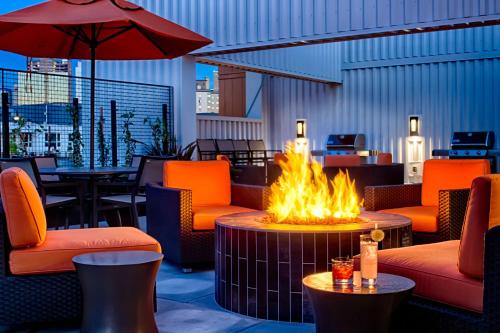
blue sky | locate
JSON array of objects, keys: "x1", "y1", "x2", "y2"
[{"x1": 0, "y1": 0, "x2": 216, "y2": 86}]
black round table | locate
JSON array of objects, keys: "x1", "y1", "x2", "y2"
[
  {"x1": 39, "y1": 167, "x2": 137, "y2": 227},
  {"x1": 73, "y1": 250, "x2": 163, "y2": 333},
  {"x1": 303, "y1": 272, "x2": 415, "y2": 333}
]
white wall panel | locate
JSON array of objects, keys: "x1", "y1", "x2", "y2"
[
  {"x1": 199, "y1": 43, "x2": 342, "y2": 83},
  {"x1": 262, "y1": 28, "x2": 500, "y2": 168},
  {"x1": 132, "y1": 0, "x2": 500, "y2": 55}
]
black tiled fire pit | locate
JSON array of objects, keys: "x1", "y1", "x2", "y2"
[{"x1": 215, "y1": 211, "x2": 411, "y2": 323}]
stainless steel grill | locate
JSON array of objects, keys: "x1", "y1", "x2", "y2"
[{"x1": 432, "y1": 131, "x2": 499, "y2": 172}]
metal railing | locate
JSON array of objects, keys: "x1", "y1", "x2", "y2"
[
  {"x1": 197, "y1": 114, "x2": 264, "y2": 140},
  {"x1": 0, "y1": 67, "x2": 174, "y2": 167}
]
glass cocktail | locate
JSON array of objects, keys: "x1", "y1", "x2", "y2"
[
  {"x1": 332, "y1": 257, "x2": 354, "y2": 285},
  {"x1": 360, "y1": 234, "x2": 378, "y2": 287}
]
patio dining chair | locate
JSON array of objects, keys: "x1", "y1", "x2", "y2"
[
  {"x1": 232, "y1": 139, "x2": 252, "y2": 165},
  {"x1": 0, "y1": 158, "x2": 84, "y2": 228},
  {"x1": 196, "y1": 139, "x2": 217, "y2": 160},
  {"x1": 34, "y1": 155, "x2": 60, "y2": 182},
  {"x1": 215, "y1": 139, "x2": 235, "y2": 163},
  {"x1": 98, "y1": 156, "x2": 175, "y2": 227},
  {"x1": 248, "y1": 139, "x2": 281, "y2": 165}
]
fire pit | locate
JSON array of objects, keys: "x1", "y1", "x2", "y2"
[
  {"x1": 215, "y1": 211, "x2": 411, "y2": 323},
  {"x1": 215, "y1": 146, "x2": 411, "y2": 322}
]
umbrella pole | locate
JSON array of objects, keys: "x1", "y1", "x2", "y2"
[{"x1": 90, "y1": 24, "x2": 96, "y2": 170}]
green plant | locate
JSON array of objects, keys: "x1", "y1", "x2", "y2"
[
  {"x1": 175, "y1": 141, "x2": 197, "y2": 160},
  {"x1": 97, "y1": 108, "x2": 109, "y2": 167},
  {"x1": 143, "y1": 117, "x2": 163, "y2": 156},
  {"x1": 68, "y1": 103, "x2": 84, "y2": 167},
  {"x1": 121, "y1": 110, "x2": 136, "y2": 166}
]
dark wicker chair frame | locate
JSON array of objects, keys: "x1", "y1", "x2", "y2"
[
  {"x1": 398, "y1": 226, "x2": 500, "y2": 333},
  {"x1": 146, "y1": 183, "x2": 269, "y2": 270},
  {"x1": 364, "y1": 183, "x2": 470, "y2": 244},
  {"x1": 0, "y1": 206, "x2": 82, "y2": 327}
]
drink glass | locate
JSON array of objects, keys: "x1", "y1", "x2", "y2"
[
  {"x1": 360, "y1": 235, "x2": 378, "y2": 286},
  {"x1": 332, "y1": 257, "x2": 354, "y2": 285}
]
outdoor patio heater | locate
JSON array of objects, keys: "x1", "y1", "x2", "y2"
[{"x1": 432, "y1": 131, "x2": 499, "y2": 173}]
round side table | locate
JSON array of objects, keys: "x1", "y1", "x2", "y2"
[
  {"x1": 303, "y1": 272, "x2": 415, "y2": 333},
  {"x1": 73, "y1": 251, "x2": 163, "y2": 333}
]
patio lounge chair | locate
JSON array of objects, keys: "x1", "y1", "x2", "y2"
[
  {"x1": 362, "y1": 174, "x2": 500, "y2": 332},
  {"x1": 248, "y1": 139, "x2": 281, "y2": 165},
  {"x1": 365, "y1": 159, "x2": 490, "y2": 244},
  {"x1": 0, "y1": 167, "x2": 161, "y2": 326},
  {"x1": 146, "y1": 160, "x2": 269, "y2": 271}
]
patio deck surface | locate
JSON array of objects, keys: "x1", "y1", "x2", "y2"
[{"x1": 2, "y1": 218, "x2": 315, "y2": 333}]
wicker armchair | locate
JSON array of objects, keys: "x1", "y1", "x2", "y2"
[
  {"x1": 365, "y1": 184, "x2": 470, "y2": 243},
  {"x1": 364, "y1": 159, "x2": 490, "y2": 244},
  {"x1": 146, "y1": 160, "x2": 269, "y2": 271},
  {"x1": 146, "y1": 182, "x2": 268, "y2": 271}
]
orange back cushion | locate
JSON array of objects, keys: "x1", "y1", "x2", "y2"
[
  {"x1": 458, "y1": 176, "x2": 492, "y2": 279},
  {"x1": 489, "y1": 175, "x2": 500, "y2": 229},
  {"x1": 376, "y1": 153, "x2": 392, "y2": 166},
  {"x1": 164, "y1": 160, "x2": 231, "y2": 207},
  {"x1": 324, "y1": 154, "x2": 361, "y2": 167},
  {"x1": 421, "y1": 159, "x2": 490, "y2": 207},
  {"x1": 0, "y1": 167, "x2": 46, "y2": 248}
]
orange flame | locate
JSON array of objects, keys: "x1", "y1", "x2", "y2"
[{"x1": 267, "y1": 145, "x2": 363, "y2": 224}]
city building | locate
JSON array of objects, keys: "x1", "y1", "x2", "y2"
[{"x1": 195, "y1": 72, "x2": 219, "y2": 114}]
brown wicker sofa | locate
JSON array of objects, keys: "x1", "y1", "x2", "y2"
[{"x1": 365, "y1": 159, "x2": 490, "y2": 244}]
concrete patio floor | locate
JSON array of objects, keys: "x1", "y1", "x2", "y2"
[{"x1": 2, "y1": 218, "x2": 315, "y2": 333}]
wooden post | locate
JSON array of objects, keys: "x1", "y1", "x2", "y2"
[
  {"x1": 111, "y1": 100, "x2": 118, "y2": 167},
  {"x1": 2, "y1": 92, "x2": 10, "y2": 158}
]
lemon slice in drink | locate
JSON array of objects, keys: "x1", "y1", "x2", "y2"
[{"x1": 371, "y1": 229, "x2": 385, "y2": 242}]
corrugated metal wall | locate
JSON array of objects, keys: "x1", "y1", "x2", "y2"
[
  {"x1": 263, "y1": 27, "x2": 500, "y2": 166},
  {"x1": 200, "y1": 43, "x2": 342, "y2": 83},
  {"x1": 138, "y1": 0, "x2": 500, "y2": 55}
]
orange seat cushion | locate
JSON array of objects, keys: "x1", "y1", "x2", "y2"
[
  {"x1": 0, "y1": 167, "x2": 46, "y2": 248},
  {"x1": 380, "y1": 206, "x2": 438, "y2": 233},
  {"x1": 10, "y1": 227, "x2": 161, "y2": 275},
  {"x1": 192, "y1": 205, "x2": 255, "y2": 230},
  {"x1": 324, "y1": 154, "x2": 361, "y2": 167},
  {"x1": 421, "y1": 159, "x2": 490, "y2": 207},
  {"x1": 164, "y1": 161, "x2": 231, "y2": 207},
  {"x1": 375, "y1": 241, "x2": 483, "y2": 313}
]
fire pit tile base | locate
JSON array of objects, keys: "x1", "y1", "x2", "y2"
[{"x1": 215, "y1": 212, "x2": 412, "y2": 323}]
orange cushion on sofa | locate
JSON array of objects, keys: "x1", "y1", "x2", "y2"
[
  {"x1": 10, "y1": 227, "x2": 161, "y2": 275},
  {"x1": 458, "y1": 176, "x2": 492, "y2": 279},
  {"x1": 375, "y1": 241, "x2": 483, "y2": 313},
  {"x1": 324, "y1": 155, "x2": 361, "y2": 167},
  {"x1": 421, "y1": 159, "x2": 490, "y2": 207},
  {"x1": 0, "y1": 167, "x2": 46, "y2": 248},
  {"x1": 164, "y1": 161, "x2": 231, "y2": 207},
  {"x1": 379, "y1": 206, "x2": 438, "y2": 233},
  {"x1": 192, "y1": 205, "x2": 255, "y2": 230}
]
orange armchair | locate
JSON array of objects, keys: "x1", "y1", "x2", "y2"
[
  {"x1": 146, "y1": 160, "x2": 268, "y2": 270},
  {"x1": 365, "y1": 159, "x2": 490, "y2": 243},
  {"x1": 0, "y1": 167, "x2": 160, "y2": 326}
]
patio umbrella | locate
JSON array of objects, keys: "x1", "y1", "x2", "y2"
[{"x1": 0, "y1": 0, "x2": 212, "y2": 168}]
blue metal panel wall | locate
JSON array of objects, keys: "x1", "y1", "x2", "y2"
[
  {"x1": 263, "y1": 27, "x2": 500, "y2": 165},
  {"x1": 199, "y1": 43, "x2": 342, "y2": 83},
  {"x1": 135, "y1": 0, "x2": 500, "y2": 55}
]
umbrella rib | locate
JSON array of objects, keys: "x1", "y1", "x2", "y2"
[
  {"x1": 96, "y1": 26, "x2": 135, "y2": 46},
  {"x1": 53, "y1": 25, "x2": 90, "y2": 44},
  {"x1": 67, "y1": 27, "x2": 82, "y2": 58},
  {"x1": 130, "y1": 22, "x2": 169, "y2": 57}
]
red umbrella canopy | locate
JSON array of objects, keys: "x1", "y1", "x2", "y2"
[{"x1": 0, "y1": 0, "x2": 212, "y2": 60}]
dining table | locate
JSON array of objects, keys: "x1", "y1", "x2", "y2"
[{"x1": 38, "y1": 167, "x2": 138, "y2": 228}]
